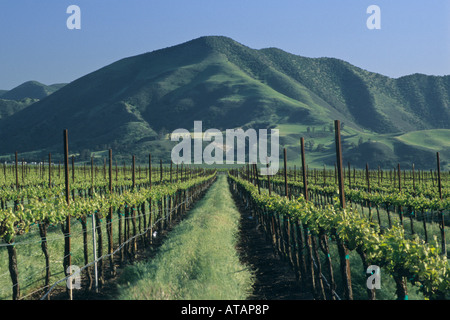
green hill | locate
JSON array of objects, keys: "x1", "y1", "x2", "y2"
[
  {"x1": 1, "y1": 81, "x2": 66, "y2": 100},
  {"x1": 0, "y1": 36, "x2": 448, "y2": 169},
  {"x1": 0, "y1": 98, "x2": 39, "y2": 120}
]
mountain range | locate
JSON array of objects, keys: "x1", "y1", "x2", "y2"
[{"x1": 0, "y1": 36, "x2": 448, "y2": 169}]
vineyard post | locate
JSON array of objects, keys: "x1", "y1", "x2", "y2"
[
  {"x1": 160, "y1": 159, "x2": 163, "y2": 183},
  {"x1": 149, "y1": 153, "x2": 152, "y2": 188},
  {"x1": 377, "y1": 166, "x2": 380, "y2": 186},
  {"x1": 108, "y1": 149, "x2": 115, "y2": 275},
  {"x1": 48, "y1": 153, "x2": 52, "y2": 188},
  {"x1": 90, "y1": 157, "x2": 94, "y2": 195},
  {"x1": 300, "y1": 138, "x2": 308, "y2": 201},
  {"x1": 21, "y1": 158, "x2": 24, "y2": 183},
  {"x1": 334, "y1": 162, "x2": 337, "y2": 185},
  {"x1": 132, "y1": 155, "x2": 137, "y2": 257},
  {"x1": 412, "y1": 164, "x2": 416, "y2": 194},
  {"x1": 284, "y1": 148, "x2": 288, "y2": 198},
  {"x1": 437, "y1": 152, "x2": 446, "y2": 256},
  {"x1": 148, "y1": 153, "x2": 153, "y2": 245},
  {"x1": 72, "y1": 156, "x2": 75, "y2": 184},
  {"x1": 437, "y1": 153, "x2": 442, "y2": 200},
  {"x1": 334, "y1": 121, "x2": 346, "y2": 208},
  {"x1": 266, "y1": 161, "x2": 271, "y2": 196},
  {"x1": 15, "y1": 151, "x2": 18, "y2": 189},
  {"x1": 63, "y1": 129, "x2": 72, "y2": 300},
  {"x1": 132, "y1": 155, "x2": 136, "y2": 190},
  {"x1": 92, "y1": 212, "x2": 98, "y2": 293},
  {"x1": 348, "y1": 162, "x2": 351, "y2": 189},
  {"x1": 366, "y1": 163, "x2": 372, "y2": 222},
  {"x1": 398, "y1": 164, "x2": 403, "y2": 227},
  {"x1": 334, "y1": 120, "x2": 352, "y2": 300},
  {"x1": 115, "y1": 160, "x2": 118, "y2": 182}
]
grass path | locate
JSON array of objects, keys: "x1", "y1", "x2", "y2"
[{"x1": 114, "y1": 174, "x2": 254, "y2": 300}]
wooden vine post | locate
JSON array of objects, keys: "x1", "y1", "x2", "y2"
[
  {"x1": 300, "y1": 138, "x2": 308, "y2": 202},
  {"x1": 48, "y1": 153, "x2": 52, "y2": 188},
  {"x1": 437, "y1": 152, "x2": 446, "y2": 256},
  {"x1": 63, "y1": 129, "x2": 72, "y2": 300},
  {"x1": 15, "y1": 151, "x2": 18, "y2": 189},
  {"x1": 253, "y1": 163, "x2": 261, "y2": 195},
  {"x1": 149, "y1": 153, "x2": 152, "y2": 189},
  {"x1": 131, "y1": 155, "x2": 137, "y2": 258},
  {"x1": 334, "y1": 120, "x2": 353, "y2": 300},
  {"x1": 300, "y1": 138, "x2": 317, "y2": 297},
  {"x1": 398, "y1": 163, "x2": 404, "y2": 227},
  {"x1": 107, "y1": 149, "x2": 115, "y2": 275},
  {"x1": 283, "y1": 148, "x2": 288, "y2": 198},
  {"x1": 366, "y1": 163, "x2": 372, "y2": 222}
]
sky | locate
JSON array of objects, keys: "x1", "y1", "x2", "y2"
[{"x1": 0, "y1": 0, "x2": 449, "y2": 90}]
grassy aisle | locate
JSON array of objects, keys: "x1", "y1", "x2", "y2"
[{"x1": 114, "y1": 174, "x2": 254, "y2": 300}]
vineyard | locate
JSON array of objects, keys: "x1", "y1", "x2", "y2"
[
  {"x1": 229, "y1": 123, "x2": 450, "y2": 300},
  {"x1": 0, "y1": 122, "x2": 449, "y2": 300},
  {"x1": 0, "y1": 131, "x2": 217, "y2": 300}
]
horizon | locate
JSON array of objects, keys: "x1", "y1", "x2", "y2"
[
  {"x1": 4, "y1": 33, "x2": 450, "y2": 90},
  {"x1": 1, "y1": 1, "x2": 449, "y2": 90}
]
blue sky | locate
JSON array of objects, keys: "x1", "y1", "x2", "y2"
[{"x1": 0, "y1": 0, "x2": 449, "y2": 89}]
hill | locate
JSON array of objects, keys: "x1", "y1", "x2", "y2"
[
  {"x1": 0, "y1": 36, "x2": 447, "y2": 169},
  {"x1": 0, "y1": 98, "x2": 39, "y2": 120},
  {"x1": 1, "y1": 81, "x2": 66, "y2": 100}
]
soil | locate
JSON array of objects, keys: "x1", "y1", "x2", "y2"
[{"x1": 232, "y1": 191, "x2": 314, "y2": 300}]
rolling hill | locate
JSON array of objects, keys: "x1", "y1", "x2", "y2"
[
  {"x1": 0, "y1": 81, "x2": 66, "y2": 100},
  {"x1": 0, "y1": 81, "x2": 67, "y2": 121},
  {"x1": 0, "y1": 36, "x2": 448, "y2": 169}
]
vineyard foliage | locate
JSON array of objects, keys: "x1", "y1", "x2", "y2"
[
  {"x1": 229, "y1": 173, "x2": 450, "y2": 299},
  {"x1": 0, "y1": 162, "x2": 216, "y2": 300}
]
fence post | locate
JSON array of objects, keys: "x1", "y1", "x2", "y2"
[
  {"x1": 300, "y1": 138, "x2": 308, "y2": 201},
  {"x1": 284, "y1": 148, "x2": 288, "y2": 198},
  {"x1": 437, "y1": 152, "x2": 446, "y2": 256},
  {"x1": 63, "y1": 129, "x2": 72, "y2": 300},
  {"x1": 108, "y1": 149, "x2": 115, "y2": 275},
  {"x1": 334, "y1": 120, "x2": 352, "y2": 300},
  {"x1": 92, "y1": 213, "x2": 98, "y2": 293}
]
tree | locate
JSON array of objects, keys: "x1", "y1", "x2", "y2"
[
  {"x1": 316, "y1": 143, "x2": 326, "y2": 152},
  {"x1": 358, "y1": 137, "x2": 364, "y2": 146},
  {"x1": 79, "y1": 149, "x2": 91, "y2": 161}
]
